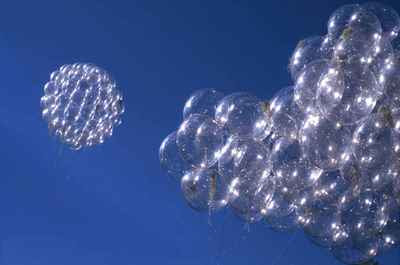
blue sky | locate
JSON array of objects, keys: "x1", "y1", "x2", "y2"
[{"x1": 0, "y1": 0, "x2": 399, "y2": 264}]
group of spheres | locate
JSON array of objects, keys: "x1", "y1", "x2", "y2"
[
  {"x1": 160, "y1": 2, "x2": 400, "y2": 264},
  {"x1": 40, "y1": 63, "x2": 124, "y2": 150}
]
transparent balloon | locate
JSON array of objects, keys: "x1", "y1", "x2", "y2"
[
  {"x1": 177, "y1": 114, "x2": 224, "y2": 168},
  {"x1": 294, "y1": 59, "x2": 329, "y2": 112},
  {"x1": 363, "y1": 2, "x2": 400, "y2": 40},
  {"x1": 183, "y1": 88, "x2": 225, "y2": 119},
  {"x1": 352, "y1": 112, "x2": 395, "y2": 190},
  {"x1": 327, "y1": 4, "x2": 362, "y2": 40},
  {"x1": 332, "y1": 236, "x2": 380, "y2": 265},
  {"x1": 263, "y1": 182, "x2": 297, "y2": 231},
  {"x1": 215, "y1": 93, "x2": 270, "y2": 140},
  {"x1": 229, "y1": 167, "x2": 275, "y2": 223},
  {"x1": 303, "y1": 206, "x2": 348, "y2": 248},
  {"x1": 270, "y1": 137, "x2": 316, "y2": 192},
  {"x1": 289, "y1": 36, "x2": 328, "y2": 80},
  {"x1": 365, "y1": 36, "x2": 395, "y2": 80},
  {"x1": 317, "y1": 62, "x2": 381, "y2": 125},
  {"x1": 218, "y1": 137, "x2": 270, "y2": 185},
  {"x1": 299, "y1": 111, "x2": 352, "y2": 170},
  {"x1": 159, "y1": 131, "x2": 191, "y2": 180},
  {"x1": 181, "y1": 168, "x2": 229, "y2": 212},
  {"x1": 269, "y1": 86, "x2": 303, "y2": 139},
  {"x1": 328, "y1": 5, "x2": 382, "y2": 45}
]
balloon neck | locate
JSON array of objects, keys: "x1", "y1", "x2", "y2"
[
  {"x1": 261, "y1": 101, "x2": 271, "y2": 116},
  {"x1": 378, "y1": 105, "x2": 394, "y2": 128}
]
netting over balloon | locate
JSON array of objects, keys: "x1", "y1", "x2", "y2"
[
  {"x1": 160, "y1": 3, "x2": 400, "y2": 264},
  {"x1": 41, "y1": 63, "x2": 124, "y2": 150}
]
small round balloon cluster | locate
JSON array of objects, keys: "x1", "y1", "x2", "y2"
[
  {"x1": 160, "y1": 3, "x2": 400, "y2": 264},
  {"x1": 41, "y1": 63, "x2": 124, "y2": 150}
]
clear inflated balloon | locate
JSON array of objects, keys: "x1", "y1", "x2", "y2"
[
  {"x1": 218, "y1": 137, "x2": 270, "y2": 185},
  {"x1": 41, "y1": 63, "x2": 124, "y2": 149},
  {"x1": 367, "y1": 36, "x2": 395, "y2": 79},
  {"x1": 181, "y1": 167, "x2": 228, "y2": 211},
  {"x1": 332, "y1": 30, "x2": 380, "y2": 65},
  {"x1": 327, "y1": 4, "x2": 362, "y2": 40},
  {"x1": 380, "y1": 53, "x2": 400, "y2": 109},
  {"x1": 294, "y1": 59, "x2": 329, "y2": 112},
  {"x1": 332, "y1": 236, "x2": 380, "y2": 265},
  {"x1": 270, "y1": 137, "x2": 315, "y2": 192},
  {"x1": 269, "y1": 86, "x2": 303, "y2": 139},
  {"x1": 229, "y1": 166, "x2": 275, "y2": 223},
  {"x1": 363, "y1": 2, "x2": 400, "y2": 40},
  {"x1": 379, "y1": 200, "x2": 400, "y2": 251},
  {"x1": 177, "y1": 114, "x2": 224, "y2": 168},
  {"x1": 328, "y1": 5, "x2": 382, "y2": 43},
  {"x1": 352, "y1": 112, "x2": 395, "y2": 190},
  {"x1": 303, "y1": 206, "x2": 348, "y2": 248},
  {"x1": 299, "y1": 111, "x2": 352, "y2": 170},
  {"x1": 215, "y1": 93, "x2": 270, "y2": 140},
  {"x1": 289, "y1": 36, "x2": 328, "y2": 80},
  {"x1": 183, "y1": 88, "x2": 224, "y2": 119},
  {"x1": 307, "y1": 168, "x2": 352, "y2": 210},
  {"x1": 159, "y1": 131, "x2": 191, "y2": 180},
  {"x1": 341, "y1": 190, "x2": 389, "y2": 244},
  {"x1": 263, "y1": 181, "x2": 298, "y2": 231},
  {"x1": 375, "y1": 50, "x2": 397, "y2": 93},
  {"x1": 330, "y1": 6, "x2": 383, "y2": 65},
  {"x1": 219, "y1": 137, "x2": 272, "y2": 222},
  {"x1": 317, "y1": 62, "x2": 381, "y2": 124}
]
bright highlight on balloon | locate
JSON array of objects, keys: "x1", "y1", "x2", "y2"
[
  {"x1": 160, "y1": 2, "x2": 400, "y2": 265},
  {"x1": 41, "y1": 63, "x2": 124, "y2": 150}
]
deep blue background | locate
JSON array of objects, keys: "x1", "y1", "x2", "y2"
[{"x1": 0, "y1": 0, "x2": 399, "y2": 264}]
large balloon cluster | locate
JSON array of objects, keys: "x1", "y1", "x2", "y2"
[
  {"x1": 41, "y1": 63, "x2": 124, "y2": 150},
  {"x1": 160, "y1": 2, "x2": 400, "y2": 264}
]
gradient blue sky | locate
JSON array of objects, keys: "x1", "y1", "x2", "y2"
[{"x1": 0, "y1": 0, "x2": 399, "y2": 264}]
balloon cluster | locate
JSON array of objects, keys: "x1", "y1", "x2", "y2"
[
  {"x1": 41, "y1": 63, "x2": 124, "y2": 150},
  {"x1": 160, "y1": 3, "x2": 400, "y2": 264}
]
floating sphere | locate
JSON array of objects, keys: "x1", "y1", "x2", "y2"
[
  {"x1": 41, "y1": 63, "x2": 124, "y2": 149},
  {"x1": 215, "y1": 93, "x2": 270, "y2": 140},
  {"x1": 318, "y1": 169, "x2": 352, "y2": 203},
  {"x1": 317, "y1": 62, "x2": 380, "y2": 125},
  {"x1": 229, "y1": 167, "x2": 274, "y2": 223},
  {"x1": 269, "y1": 86, "x2": 303, "y2": 139},
  {"x1": 263, "y1": 182, "x2": 297, "y2": 230},
  {"x1": 294, "y1": 59, "x2": 329, "y2": 112},
  {"x1": 332, "y1": 235, "x2": 380, "y2": 265},
  {"x1": 352, "y1": 112, "x2": 395, "y2": 190},
  {"x1": 363, "y1": 2, "x2": 400, "y2": 40},
  {"x1": 289, "y1": 36, "x2": 327, "y2": 80},
  {"x1": 183, "y1": 88, "x2": 224, "y2": 119},
  {"x1": 299, "y1": 111, "x2": 352, "y2": 170},
  {"x1": 303, "y1": 206, "x2": 348, "y2": 248},
  {"x1": 367, "y1": 37, "x2": 395, "y2": 80},
  {"x1": 159, "y1": 131, "x2": 190, "y2": 180},
  {"x1": 218, "y1": 137, "x2": 270, "y2": 184},
  {"x1": 327, "y1": 4, "x2": 362, "y2": 40},
  {"x1": 181, "y1": 168, "x2": 228, "y2": 212},
  {"x1": 328, "y1": 5, "x2": 382, "y2": 44},
  {"x1": 270, "y1": 137, "x2": 315, "y2": 191},
  {"x1": 177, "y1": 114, "x2": 224, "y2": 168}
]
